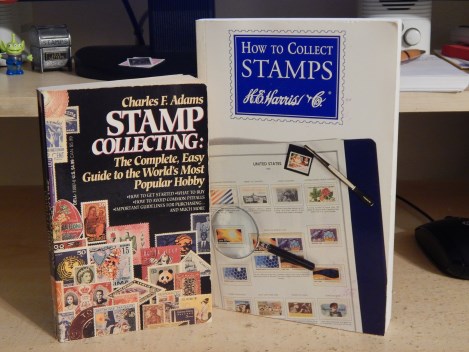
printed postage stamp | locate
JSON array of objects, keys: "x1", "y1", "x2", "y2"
[
  {"x1": 179, "y1": 250, "x2": 211, "y2": 277},
  {"x1": 109, "y1": 278, "x2": 163, "y2": 305},
  {"x1": 54, "y1": 247, "x2": 88, "y2": 286},
  {"x1": 174, "y1": 271, "x2": 201, "y2": 296},
  {"x1": 88, "y1": 242, "x2": 133, "y2": 287},
  {"x1": 81, "y1": 200, "x2": 109, "y2": 244},
  {"x1": 94, "y1": 303, "x2": 139, "y2": 336},
  {"x1": 52, "y1": 199, "x2": 83, "y2": 242},
  {"x1": 142, "y1": 303, "x2": 165, "y2": 329},
  {"x1": 106, "y1": 223, "x2": 150, "y2": 265},
  {"x1": 155, "y1": 231, "x2": 197, "y2": 257},
  {"x1": 191, "y1": 213, "x2": 211, "y2": 254}
]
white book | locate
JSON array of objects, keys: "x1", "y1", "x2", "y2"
[
  {"x1": 197, "y1": 18, "x2": 401, "y2": 335},
  {"x1": 400, "y1": 54, "x2": 469, "y2": 92}
]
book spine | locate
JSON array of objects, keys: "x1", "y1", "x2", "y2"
[
  {"x1": 36, "y1": 90, "x2": 61, "y2": 341},
  {"x1": 196, "y1": 20, "x2": 208, "y2": 82}
]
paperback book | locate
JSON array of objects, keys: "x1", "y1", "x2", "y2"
[
  {"x1": 197, "y1": 18, "x2": 401, "y2": 335},
  {"x1": 37, "y1": 75, "x2": 211, "y2": 342}
]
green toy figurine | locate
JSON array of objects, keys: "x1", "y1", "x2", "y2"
[{"x1": 0, "y1": 33, "x2": 33, "y2": 75}]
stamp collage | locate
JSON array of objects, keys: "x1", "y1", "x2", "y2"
[{"x1": 53, "y1": 199, "x2": 212, "y2": 341}]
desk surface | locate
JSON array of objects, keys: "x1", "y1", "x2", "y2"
[{"x1": 1, "y1": 183, "x2": 468, "y2": 352}]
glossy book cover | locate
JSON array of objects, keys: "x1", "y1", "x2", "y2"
[{"x1": 37, "y1": 76, "x2": 211, "y2": 341}]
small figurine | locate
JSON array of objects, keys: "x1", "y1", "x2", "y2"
[{"x1": 0, "y1": 33, "x2": 33, "y2": 75}]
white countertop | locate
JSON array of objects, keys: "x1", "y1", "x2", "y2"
[{"x1": 1, "y1": 183, "x2": 468, "y2": 352}]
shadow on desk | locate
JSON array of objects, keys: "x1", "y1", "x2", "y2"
[
  {"x1": 394, "y1": 198, "x2": 443, "y2": 277},
  {"x1": 0, "y1": 186, "x2": 56, "y2": 338}
]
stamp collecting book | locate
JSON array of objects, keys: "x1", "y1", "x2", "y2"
[
  {"x1": 37, "y1": 75, "x2": 212, "y2": 341},
  {"x1": 197, "y1": 18, "x2": 401, "y2": 335}
]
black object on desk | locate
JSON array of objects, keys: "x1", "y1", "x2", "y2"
[
  {"x1": 415, "y1": 216, "x2": 469, "y2": 280},
  {"x1": 74, "y1": 46, "x2": 197, "y2": 80}
]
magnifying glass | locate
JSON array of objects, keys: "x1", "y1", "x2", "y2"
[{"x1": 211, "y1": 206, "x2": 315, "y2": 271}]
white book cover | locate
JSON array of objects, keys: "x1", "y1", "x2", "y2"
[{"x1": 197, "y1": 18, "x2": 401, "y2": 335}]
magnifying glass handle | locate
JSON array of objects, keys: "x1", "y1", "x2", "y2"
[{"x1": 257, "y1": 241, "x2": 315, "y2": 271}]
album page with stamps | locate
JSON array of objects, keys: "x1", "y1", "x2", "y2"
[
  {"x1": 209, "y1": 140, "x2": 363, "y2": 333},
  {"x1": 37, "y1": 75, "x2": 212, "y2": 342}
]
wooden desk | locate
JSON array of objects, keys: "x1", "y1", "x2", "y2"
[{"x1": 1, "y1": 183, "x2": 468, "y2": 351}]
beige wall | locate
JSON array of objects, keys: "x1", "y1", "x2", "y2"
[{"x1": 1, "y1": 0, "x2": 468, "y2": 185}]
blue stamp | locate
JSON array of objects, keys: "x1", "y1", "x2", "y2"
[{"x1": 232, "y1": 32, "x2": 343, "y2": 122}]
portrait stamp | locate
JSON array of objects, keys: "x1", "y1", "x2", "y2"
[
  {"x1": 318, "y1": 299, "x2": 350, "y2": 320},
  {"x1": 73, "y1": 264, "x2": 97, "y2": 285},
  {"x1": 63, "y1": 282, "x2": 112, "y2": 314},
  {"x1": 81, "y1": 200, "x2": 109, "y2": 244},
  {"x1": 191, "y1": 212, "x2": 210, "y2": 253}
]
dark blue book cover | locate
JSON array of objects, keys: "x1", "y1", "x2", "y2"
[{"x1": 37, "y1": 77, "x2": 211, "y2": 342}]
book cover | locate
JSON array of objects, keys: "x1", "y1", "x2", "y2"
[
  {"x1": 37, "y1": 76, "x2": 211, "y2": 342},
  {"x1": 197, "y1": 18, "x2": 401, "y2": 335}
]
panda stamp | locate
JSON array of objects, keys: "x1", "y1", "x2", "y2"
[{"x1": 147, "y1": 264, "x2": 180, "y2": 291}]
